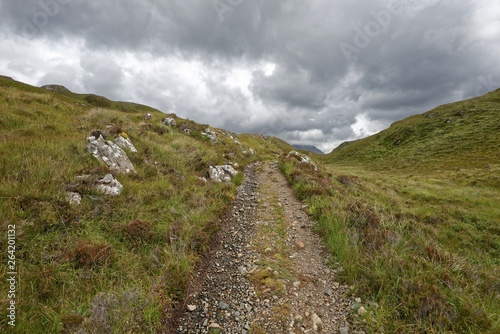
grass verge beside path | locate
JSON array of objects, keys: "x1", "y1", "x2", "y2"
[{"x1": 279, "y1": 156, "x2": 499, "y2": 333}]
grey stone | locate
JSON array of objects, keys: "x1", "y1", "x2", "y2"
[
  {"x1": 113, "y1": 134, "x2": 137, "y2": 153},
  {"x1": 201, "y1": 128, "x2": 218, "y2": 143},
  {"x1": 162, "y1": 117, "x2": 176, "y2": 126},
  {"x1": 66, "y1": 192, "x2": 82, "y2": 206},
  {"x1": 339, "y1": 327, "x2": 349, "y2": 334},
  {"x1": 311, "y1": 312, "x2": 322, "y2": 331},
  {"x1": 208, "y1": 165, "x2": 238, "y2": 182},
  {"x1": 219, "y1": 301, "x2": 229, "y2": 310},
  {"x1": 86, "y1": 133, "x2": 136, "y2": 174},
  {"x1": 286, "y1": 150, "x2": 318, "y2": 171},
  {"x1": 96, "y1": 174, "x2": 123, "y2": 196}
]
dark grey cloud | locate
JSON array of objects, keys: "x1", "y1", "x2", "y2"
[{"x1": 0, "y1": 0, "x2": 499, "y2": 152}]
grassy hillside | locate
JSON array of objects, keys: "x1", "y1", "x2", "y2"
[
  {"x1": 325, "y1": 89, "x2": 500, "y2": 175},
  {"x1": 281, "y1": 91, "x2": 500, "y2": 333},
  {"x1": 0, "y1": 77, "x2": 291, "y2": 333}
]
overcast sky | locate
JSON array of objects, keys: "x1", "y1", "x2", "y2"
[{"x1": 1, "y1": 0, "x2": 499, "y2": 152}]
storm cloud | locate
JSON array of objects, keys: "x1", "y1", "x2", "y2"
[{"x1": 1, "y1": 0, "x2": 499, "y2": 152}]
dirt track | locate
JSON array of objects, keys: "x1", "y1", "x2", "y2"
[{"x1": 174, "y1": 161, "x2": 352, "y2": 333}]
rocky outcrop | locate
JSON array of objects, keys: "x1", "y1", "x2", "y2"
[
  {"x1": 95, "y1": 174, "x2": 123, "y2": 196},
  {"x1": 202, "y1": 128, "x2": 218, "y2": 143},
  {"x1": 86, "y1": 132, "x2": 136, "y2": 174},
  {"x1": 287, "y1": 150, "x2": 318, "y2": 171},
  {"x1": 41, "y1": 84, "x2": 71, "y2": 93},
  {"x1": 64, "y1": 173, "x2": 123, "y2": 205},
  {"x1": 113, "y1": 133, "x2": 137, "y2": 153},
  {"x1": 162, "y1": 117, "x2": 176, "y2": 126},
  {"x1": 208, "y1": 165, "x2": 238, "y2": 182}
]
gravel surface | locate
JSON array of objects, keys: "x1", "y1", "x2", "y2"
[{"x1": 175, "y1": 161, "x2": 354, "y2": 333}]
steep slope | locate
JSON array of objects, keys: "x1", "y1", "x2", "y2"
[
  {"x1": 0, "y1": 77, "x2": 292, "y2": 332},
  {"x1": 325, "y1": 89, "x2": 500, "y2": 173}
]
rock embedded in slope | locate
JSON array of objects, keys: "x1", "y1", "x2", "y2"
[
  {"x1": 95, "y1": 174, "x2": 123, "y2": 196},
  {"x1": 287, "y1": 150, "x2": 318, "y2": 171},
  {"x1": 208, "y1": 165, "x2": 238, "y2": 182},
  {"x1": 201, "y1": 128, "x2": 218, "y2": 143},
  {"x1": 41, "y1": 84, "x2": 71, "y2": 93},
  {"x1": 86, "y1": 132, "x2": 136, "y2": 174},
  {"x1": 162, "y1": 117, "x2": 176, "y2": 126},
  {"x1": 113, "y1": 133, "x2": 137, "y2": 153},
  {"x1": 66, "y1": 192, "x2": 82, "y2": 206}
]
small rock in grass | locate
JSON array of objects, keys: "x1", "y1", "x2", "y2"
[{"x1": 357, "y1": 306, "x2": 367, "y2": 316}]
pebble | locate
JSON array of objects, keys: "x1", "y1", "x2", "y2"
[
  {"x1": 187, "y1": 305, "x2": 196, "y2": 312},
  {"x1": 312, "y1": 312, "x2": 322, "y2": 330},
  {"x1": 357, "y1": 306, "x2": 367, "y2": 316},
  {"x1": 294, "y1": 240, "x2": 305, "y2": 249},
  {"x1": 339, "y1": 327, "x2": 349, "y2": 334}
]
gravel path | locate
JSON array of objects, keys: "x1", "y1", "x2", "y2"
[{"x1": 175, "y1": 161, "x2": 353, "y2": 333}]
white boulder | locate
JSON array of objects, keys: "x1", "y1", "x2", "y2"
[{"x1": 86, "y1": 133, "x2": 136, "y2": 174}]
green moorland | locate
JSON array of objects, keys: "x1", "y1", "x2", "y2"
[
  {"x1": 280, "y1": 89, "x2": 500, "y2": 333},
  {"x1": 0, "y1": 76, "x2": 291, "y2": 333}
]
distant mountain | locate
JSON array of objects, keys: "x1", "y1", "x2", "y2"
[{"x1": 292, "y1": 145, "x2": 324, "y2": 155}]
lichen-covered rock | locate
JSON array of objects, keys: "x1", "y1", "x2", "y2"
[
  {"x1": 202, "y1": 128, "x2": 218, "y2": 143},
  {"x1": 113, "y1": 134, "x2": 137, "y2": 153},
  {"x1": 162, "y1": 117, "x2": 176, "y2": 126},
  {"x1": 86, "y1": 133, "x2": 136, "y2": 174},
  {"x1": 95, "y1": 174, "x2": 123, "y2": 196},
  {"x1": 208, "y1": 165, "x2": 238, "y2": 182},
  {"x1": 287, "y1": 150, "x2": 318, "y2": 171}
]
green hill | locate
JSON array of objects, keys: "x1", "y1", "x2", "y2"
[
  {"x1": 0, "y1": 76, "x2": 291, "y2": 332},
  {"x1": 325, "y1": 89, "x2": 500, "y2": 176}
]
